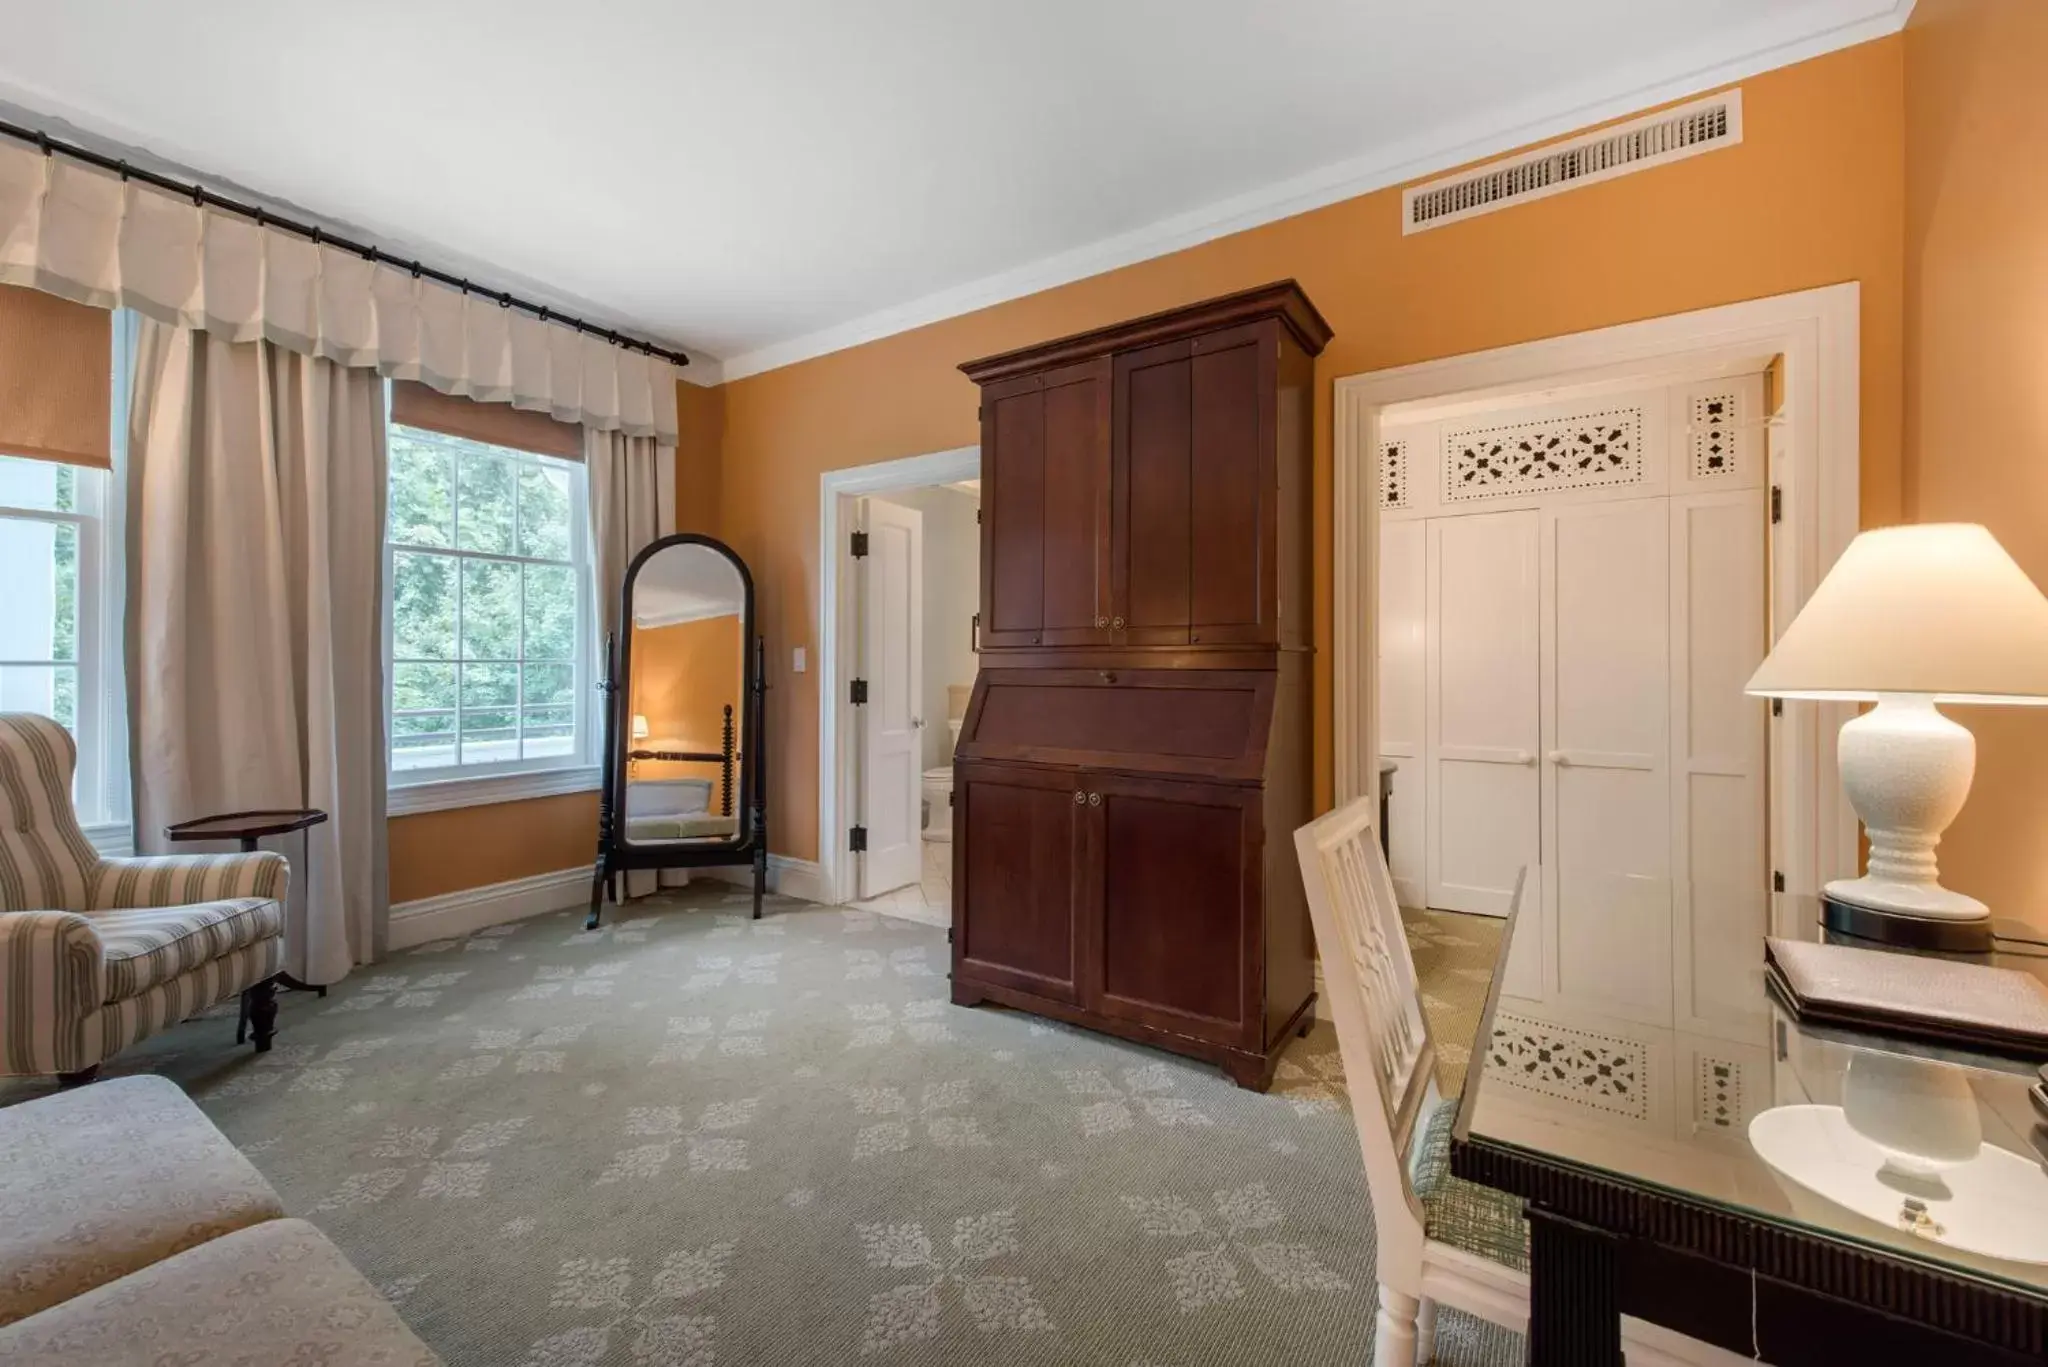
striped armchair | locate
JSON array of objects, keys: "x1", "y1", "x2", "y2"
[{"x1": 0, "y1": 714, "x2": 287, "y2": 1083}]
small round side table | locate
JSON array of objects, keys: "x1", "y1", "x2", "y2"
[{"x1": 164, "y1": 808, "x2": 330, "y2": 996}]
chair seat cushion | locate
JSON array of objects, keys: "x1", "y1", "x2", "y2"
[
  {"x1": 0, "y1": 1075, "x2": 285, "y2": 1327},
  {"x1": 1409, "y1": 1094, "x2": 1530, "y2": 1273},
  {"x1": 0, "y1": 1218, "x2": 441, "y2": 1366},
  {"x1": 92, "y1": 897, "x2": 282, "y2": 1001}
]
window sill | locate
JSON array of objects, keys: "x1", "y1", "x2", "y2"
[
  {"x1": 387, "y1": 765, "x2": 602, "y2": 817},
  {"x1": 82, "y1": 821, "x2": 134, "y2": 858}
]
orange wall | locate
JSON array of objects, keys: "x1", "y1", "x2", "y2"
[
  {"x1": 717, "y1": 37, "x2": 1907, "y2": 864},
  {"x1": 1903, "y1": 0, "x2": 2048, "y2": 924}
]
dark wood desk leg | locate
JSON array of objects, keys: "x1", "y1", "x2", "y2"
[{"x1": 1527, "y1": 1207, "x2": 1623, "y2": 1367}]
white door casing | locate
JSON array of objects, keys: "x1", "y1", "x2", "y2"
[
  {"x1": 1426, "y1": 509, "x2": 1541, "y2": 933},
  {"x1": 859, "y1": 497, "x2": 924, "y2": 898}
]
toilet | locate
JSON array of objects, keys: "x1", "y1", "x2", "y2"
[{"x1": 921, "y1": 715, "x2": 964, "y2": 841}]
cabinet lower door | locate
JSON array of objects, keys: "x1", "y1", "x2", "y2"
[
  {"x1": 954, "y1": 761, "x2": 1084, "y2": 1003},
  {"x1": 1086, "y1": 775, "x2": 1259, "y2": 1047}
]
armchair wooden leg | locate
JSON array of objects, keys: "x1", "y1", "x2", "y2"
[
  {"x1": 57, "y1": 1064, "x2": 100, "y2": 1087},
  {"x1": 244, "y1": 978, "x2": 279, "y2": 1054},
  {"x1": 1374, "y1": 1284, "x2": 1420, "y2": 1366},
  {"x1": 1414, "y1": 1295, "x2": 1437, "y2": 1366}
]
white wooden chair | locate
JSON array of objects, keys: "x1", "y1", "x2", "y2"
[{"x1": 1293, "y1": 796, "x2": 1744, "y2": 1366}]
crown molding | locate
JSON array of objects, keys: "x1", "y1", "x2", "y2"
[{"x1": 715, "y1": 0, "x2": 1912, "y2": 384}]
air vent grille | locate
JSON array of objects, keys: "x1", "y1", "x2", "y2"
[{"x1": 1404, "y1": 92, "x2": 1742, "y2": 234}]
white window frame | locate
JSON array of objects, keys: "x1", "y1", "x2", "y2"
[
  {"x1": 0, "y1": 310, "x2": 131, "y2": 852},
  {"x1": 382, "y1": 421, "x2": 600, "y2": 816}
]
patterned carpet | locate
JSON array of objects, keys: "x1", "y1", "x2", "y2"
[{"x1": 2, "y1": 885, "x2": 1516, "y2": 1366}]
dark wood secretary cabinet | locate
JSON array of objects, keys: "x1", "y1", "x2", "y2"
[{"x1": 953, "y1": 283, "x2": 1329, "y2": 1089}]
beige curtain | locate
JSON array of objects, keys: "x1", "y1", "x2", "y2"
[
  {"x1": 127, "y1": 318, "x2": 388, "y2": 984},
  {"x1": 586, "y1": 427, "x2": 677, "y2": 641}
]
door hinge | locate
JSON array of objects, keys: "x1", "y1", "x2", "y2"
[
  {"x1": 1771, "y1": 697, "x2": 1783, "y2": 717},
  {"x1": 1770, "y1": 486, "x2": 1782, "y2": 524},
  {"x1": 975, "y1": 508, "x2": 982, "y2": 525},
  {"x1": 946, "y1": 926, "x2": 954, "y2": 945},
  {"x1": 850, "y1": 530, "x2": 869, "y2": 558},
  {"x1": 1773, "y1": 870, "x2": 1786, "y2": 893},
  {"x1": 849, "y1": 825, "x2": 868, "y2": 853},
  {"x1": 850, "y1": 678, "x2": 869, "y2": 705}
]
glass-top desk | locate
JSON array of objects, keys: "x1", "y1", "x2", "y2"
[{"x1": 1450, "y1": 896, "x2": 2048, "y2": 1366}]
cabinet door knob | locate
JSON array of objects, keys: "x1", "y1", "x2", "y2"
[
  {"x1": 1095, "y1": 615, "x2": 1108, "y2": 629},
  {"x1": 1112, "y1": 616, "x2": 1124, "y2": 629},
  {"x1": 1547, "y1": 750, "x2": 1570, "y2": 766},
  {"x1": 1513, "y1": 751, "x2": 1537, "y2": 766},
  {"x1": 1074, "y1": 790, "x2": 1086, "y2": 805},
  {"x1": 1088, "y1": 792, "x2": 1101, "y2": 806}
]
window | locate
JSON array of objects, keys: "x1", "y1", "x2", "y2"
[
  {"x1": 0, "y1": 451, "x2": 124, "y2": 830},
  {"x1": 384, "y1": 419, "x2": 595, "y2": 809}
]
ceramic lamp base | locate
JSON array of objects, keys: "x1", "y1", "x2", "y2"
[{"x1": 1830, "y1": 695, "x2": 1990, "y2": 925}]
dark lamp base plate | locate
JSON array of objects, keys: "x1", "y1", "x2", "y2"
[{"x1": 1821, "y1": 895, "x2": 1995, "y2": 954}]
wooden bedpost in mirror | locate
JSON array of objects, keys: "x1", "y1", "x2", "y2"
[{"x1": 588, "y1": 533, "x2": 769, "y2": 927}]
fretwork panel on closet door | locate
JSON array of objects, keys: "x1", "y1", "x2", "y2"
[
  {"x1": 1543, "y1": 498, "x2": 1672, "y2": 1026},
  {"x1": 1426, "y1": 510, "x2": 1540, "y2": 933},
  {"x1": 1671, "y1": 490, "x2": 1768, "y2": 1038}
]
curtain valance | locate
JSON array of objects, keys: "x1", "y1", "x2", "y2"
[{"x1": 0, "y1": 140, "x2": 680, "y2": 442}]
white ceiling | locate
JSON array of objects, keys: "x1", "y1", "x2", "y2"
[{"x1": 0, "y1": 0, "x2": 1911, "y2": 382}]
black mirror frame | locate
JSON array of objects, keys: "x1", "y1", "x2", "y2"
[{"x1": 587, "y1": 533, "x2": 769, "y2": 927}]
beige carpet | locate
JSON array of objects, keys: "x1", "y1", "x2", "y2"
[{"x1": 2, "y1": 886, "x2": 1519, "y2": 1366}]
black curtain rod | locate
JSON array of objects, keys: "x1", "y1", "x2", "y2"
[{"x1": 0, "y1": 116, "x2": 690, "y2": 369}]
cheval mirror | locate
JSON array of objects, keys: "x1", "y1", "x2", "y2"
[{"x1": 588, "y1": 533, "x2": 767, "y2": 927}]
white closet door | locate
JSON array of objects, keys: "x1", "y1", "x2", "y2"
[
  {"x1": 1544, "y1": 498, "x2": 1671, "y2": 1024},
  {"x1": 1378, "y1": 518, "x2": 1426, "y2": 907},
  {"x1": 1427, "y1": 510, "x2": 1539, "y2": 921},
  {"x1": 1672, "y1": 490, "x2": 1769, "y2": 1036}
]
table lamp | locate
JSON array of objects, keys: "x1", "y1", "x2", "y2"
[{"x1": 1746, "y1": 524, "x2": 2048, "y2": 949}]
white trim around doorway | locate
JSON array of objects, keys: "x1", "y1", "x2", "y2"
[
  {"x1": 1332, "y1": 283, "x2": 1863, "y2": 932},
  {"x1": 817, "y1": 445, "x2": 981, "y2": 907}
]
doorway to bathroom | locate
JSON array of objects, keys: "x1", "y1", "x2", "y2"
[{"x1": 819, "y1": 445, "x2": 981, "y2": 925}]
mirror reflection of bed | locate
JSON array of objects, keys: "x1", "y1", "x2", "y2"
[{"x1": 625, "y1": 547, "x2": 745, "y2": 846}]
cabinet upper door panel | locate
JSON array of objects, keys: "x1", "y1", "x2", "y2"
[
  {"x1": 1112, "y1": 324, "x2": 1275, "y2": 647},
  {"x1": 980, "y1": 360, "x2": 1110, "y2": 648}
]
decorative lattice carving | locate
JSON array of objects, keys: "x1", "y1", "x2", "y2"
[
  {"x1": 1691, "y1": 393, "x2": 1738, "y2": 479},
  {"x1": 1486, "y1": 1014, "x2": 1648, "y2": 1121},
  {"x1": 1696, "y1": 1055, "x2": 1743, "y2": 1131},
  {"x1": 1381, "y1": 441, "x2": 1410, "y2": 509},
  {"x1": 1444, "y1": 408, "x2": 1642, "y2": 501}
]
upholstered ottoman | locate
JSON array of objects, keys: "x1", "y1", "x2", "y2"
[
  {"x1": 0, "y1": 1218, "x2": 441, "y2": 1365},
  {"x1": 0, "y1": 1074, "x2": 285, "y2": 1326}
]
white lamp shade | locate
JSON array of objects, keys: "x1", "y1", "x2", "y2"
[
  {"x1": 1746, "y1": 523, "x2": 2048, "y2": 704},
  {"x1": 631, "y1": 714, "x2": 651, "y2": 740}
]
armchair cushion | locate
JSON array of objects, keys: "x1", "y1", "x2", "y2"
[{"x1": 93, "y1": 898, "x2": 284, "y2": 1001}]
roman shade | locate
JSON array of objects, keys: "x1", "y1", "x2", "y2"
[
  {"x1": 0, "y1": 142, "x2": 680, "y2": 442},
  {"x1": 0, "y1": 282, "x2": 110, "y2": 468},
  {"x1": 390, "y1": 380, "x2": 583, "y2": 461}
]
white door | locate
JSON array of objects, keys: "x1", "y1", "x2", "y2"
[
  {"x1": 859, "y1": 498, "x2": 924, "y2": 897},
  {"x1": 1427, "y1": 510, "x2": 1540, "y2": 922},
  {"x1": 1543, "y1": 498, "x2": 1672, "y2": 1025},
  {"x1": 1378, "y1": 518, "x2": 1427, "y2": 907}
]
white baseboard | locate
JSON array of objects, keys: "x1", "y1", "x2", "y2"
[
  {"x1": 703, "y1": 855, "x2": 833, "y2": 905},
  {"x1": 388, "y1": 866, "x2": 588, "y2": 950}
]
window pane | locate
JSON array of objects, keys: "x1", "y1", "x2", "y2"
[
  {"x1": 0, "y1": 515, "x2": 77, "y2": 663},
  {"x1": 391, "y1": 551, "x2": 457, "y2": 660},
  {"x1": 391, "y1": 712, "x2": 455, "y2": 772},
  {"x1": 517, "y1": 462, "x2": 572, "y2": 560},
  {"x1": 0, "y1": 663, "x2": 75, "y2": 729},
  {"x1": 522, "y1": 705, "x2": 574, "y2": 760},
  {"x1": 459, "y1": 708, "x2": 518, "y2": 766},
  {"x1": 392, "y1": 662, "x2": 456, "y2": 715},
  {"x1": 456, "y1": 449, "x2": 516, "y2": 555},
  {"x1": 523, "y1": 661, "x2": 575, "y2": 707},
  {"x1": 388, "y1": 431, "x2": 454, "y2": 548},
  {"x1": 0, "y1": 454, "x2": 75, "y2": 512},
  {"x1": 460, "y1": 559, "x2": 521, "y2": 661},
  {"x1": 461, "y1": 661, "x2": 518, "y2": 710},
  {"x1": 524, "y1": 563, "x2": 576, "y2": 660}
]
